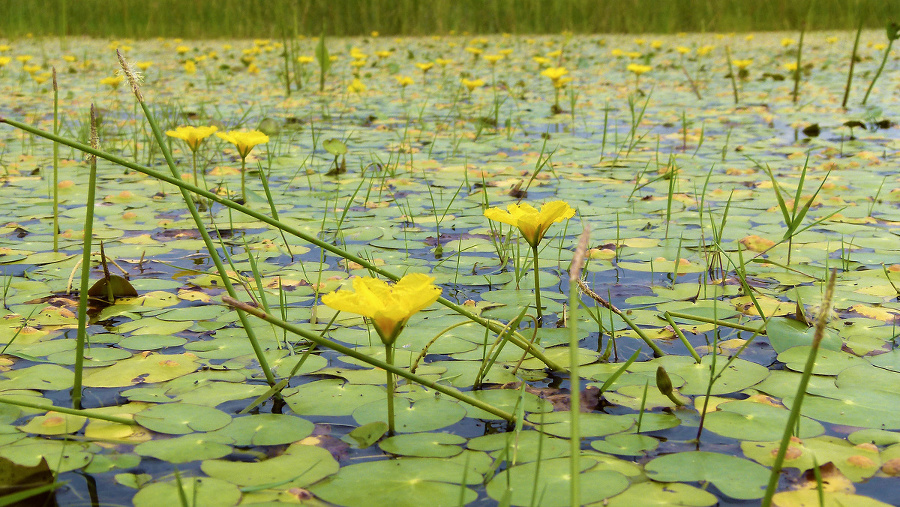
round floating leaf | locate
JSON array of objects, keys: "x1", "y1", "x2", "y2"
[
  {"x1": 766, "y1": 317, "x2": 842, "y2": 354},
  {"x1": 284, "y1": 379, "x2": 384, "y2": 416},
  {"x1": 703, "y1": 400, "x2": 824, "y2": 441},
  {"x1": 133, "y1": 477, "x2": 241, "y2": 507},
  {"x1": 82, "y1": 352, "x2": 198, "y2": 388},
  {"x1": 310, "y1": 458, "x2": 478, "y2": 507},
  {"x1": 379, "y1": 432, "x2": 465, "y2": 458},
  {"x1": 353, "y1": 396, "x2": 466, "y2": 433},
  {"x1": 527, "y1": 411, "x2": 633, "y2": 438},
  {"x1": 17, "y1": 411, "x2": 86, "y2": 436},
  {"x1": 591, "y1": 433, "x2": 659, "y2": 456},
  {"x1": 134, "y1": 403, "x2": 231, "y2": 434},
  {"x1": 777, "y1": 346, "x2": 864, "y2": 375},
  {"x1": 323, "y1": 138, "x2": 348, "y2": 156},
  {"x1": 662, "y1": 355, "x2": 769, "y2": 395},
  {"x1": 202, "y1": 443, "x2": 338, "y2": 487},
  {"x1": 134, "y1": 434, "x2": 232, "y2": 463},
  {"x1": 0, "y1": 364, "x2": 74, "y2": 391},
  {"x1": 206, "y1": 414, "x2": 313, "y2": 446},
  {"x1": 0, "y1": 438, "x2": 93, "y2": 473},
  {"x1": 784, "y1": 385, "x2": 900, "y2": 429},
  {"x1": 645, "y1": 451, "x2": 768, "y2": 500},
  {"x1": 771, "y1": 490, "x2": 891, "y2": 507},
  {"x1": 485, "y1": 456, "x2": 629, "y2": 507},
  {"x1": 606, "y1": 481, "x2": 717, "y2": 507},
  {"x1": 469, "y1": 430, "x2": 570, "y2": 462},
  {"x1": 465, "y1": 388, "x2": 553, "y2": 420}
]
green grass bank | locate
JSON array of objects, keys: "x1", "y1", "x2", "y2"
[{"x1": 2, "y1": 0, "x2": 899, "y2": 38}]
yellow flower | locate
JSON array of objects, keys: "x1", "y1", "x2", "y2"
[
  {"x1": 625, "y1": 51, "x2": 642, "y2": 59},
  {"x1": 610, "y1": 49, "x2": 624, "y2": 58},
  {"x1": 826, "y1": 36, "x2": 839, "y2": 44},
  {"x1": 533, "y1": 56, "x2": 551, "y2": 66},
  {"x1": 32, "y1": 72, "x2": 51, "y2": 84},
  {"x1": 23, "y1": 64, "x2": 40, "y2": 74},
  {"x1": 634, "y1": 38, "x2": 646, "y2": 46},
  {"x1": 484, "y1": 201, "x2": 576, "y2": 248},
  {"x1": 484, "y1": 54, "x2": 504, "y2": 64},
  {"x1": 676, "y1": 46, "x2": 691, "y2": 55},
  {"x1": 731, "y1": 59, "x2": 752, "y2": 70},
  {"x1": 62, "y1": 55, "x2": 76, "y2": 62},
  {"x1": 783, "y1": 62, "x2": 799, "y2": 72},
  {"x1": 394, "y1": 75, "x2": 414, "y2": 87},
  {"x1": 626, "y1": 63, "x2": 652, "y2": 75},
  {"x1": 370, "y1": 31, "x2": 379, "y2": 38},
  {"x1": 166, "y1": 126, "x2": 218, "y2": 152},
  {"x1": 435, "y1": 58, "x2": 453, "y2": 67},
  {"x1": 184, "y1": 60, "x2": 196, "y2": 74},
  {"x1": 553, "y1": 76, "x2": 573, "y2": 89},
  {"x1": 348, "y1": 78, "x2": 367, "y2": 93},
  {"x1": 874, "y1": 43, "x2": 887, "y2": 51},
  {"x1": 297, "y1": 56, "x2": 314, "y2": 64},
  {"x1": 415, "y1": 62, "x2": 434, "y2": 73},
  {"x1": 350, "y1": 59, "x2": 367, "y2": 68},
  {"x1": 0, "y1": 57, "x2": 10, "y2": 67},
  {"x1": 216, "y1": 130, "x2": 269, "y2": 159},
  {"x1": 100, "y1": 75, "x2": 124, "y2": 89},
  {"x1": 16, "y1": 55, "x2": 32, "y2": 63},
  {"x1": 350, "y1": 47, "x2": 367, "y2": 60},
  {"x1": 461, "y1": 78, "x2": 484, "y2": 91},
  {"x1": 697, "y1": 45, "x2": 715, "y2": 56},
  {"x1": 547, "y1": 49, "x2": 562, "y2": 58},
  {"x1": 781, "y1": 38, "x2": 796, "y2": 47},
  {"x1": 650, "y1": 40, "x2": 663, "y2": 50},
  {"x1": 540, "y1": 66, "x2": 568, "y2": 82},
  {"x1": 137, "y1": 61, "x2": 153, "y2": 71},
  {"x1": 0, "y1": 45, "x2": 10, "y2": 52},
  {"x1": 176, "y1": 45, "x2": 190, "y2": 54},
  {"x1": 321, "y1": 273, "x2": 442, "y2": 344},
  {"x1": 465, "y1": 47, "x2": 483, "y2": 57},
  {"x1": 375, "y1": 50, "x2": 392, "y2": 59}
]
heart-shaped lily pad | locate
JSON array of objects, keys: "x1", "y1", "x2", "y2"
[
  {"x1": 134, "y1": 403, "x2": 231, "y2": 434},
  {"x1": 202, "y1": 443, "x2": 339, "y2": 487},
  {"x1": 379, "y1": 432, "x2": 465, "y2": 457},
  {"x1": 645, "y1": 451, "x2": 768, "y2": 500},
  {"x1": 133, "y1": 477, "x2": 241, "y2": 507},
  {"x1": 485, "y1": 456, "x2": 630, "y2": 506}
]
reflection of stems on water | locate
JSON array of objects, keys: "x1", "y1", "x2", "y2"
[{"x1": 576, "y1": 278, "x2": 664, "y2": 356}]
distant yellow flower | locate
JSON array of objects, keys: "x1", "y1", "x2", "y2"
[
  {"x1": 697, "y1": 45, "x2": 715, "y2": 56},
  {"x1": 62, "y1": 55, "x2": 76, "y2": 62},
  {"x1": 350, "y1": 59, "x2": 367, "y2": 69},
  {"x1": 781, "y1": 38, "x2": 796, "y2": 47},
  {"x1": 731, "y1": 59, "x2": 752, "y2": 70},
  {"x1": 348, "y1": 78, "x2": 367, "y2": 93},
  {"x1": 499, "y1": 48, "x2": 513, "y2": 56},
  {"x1": 547, "y1": 49, "x2": 562, "y2": 58},
  {"x1": 651, "y1": 40, "x2": 663, "y2": 50},
  {"x1": 216, "y1": 130, "x2": 269, "y2": 160},
  {"x1": 745, "y1": 34, "x2": 755, "y2": 41},
  {"x1": 484, "y1": 54, "x2": 504, "y2": 65},
  {"x1": 533, "y1": 56, "x2": 551, "y2": 66},
  {"x1": 484, "y1": 201, "x2": 576, "y2": 248},
  {"x1": 462, "y1": 78, "x2": 484, "y2": 92},
  {"x1": 415, "y1": 62, "x2": 434, "y2": 73},
  {"x1": 825, "y1": 36, "x2": 839, "y2": 44},
  {"x1": 540, "y1": 66, "x2": 568, "y2": 82},
  {"x1": 184, "y1": 60, "x2": 196, "y2": 74},
  {"x1": 166, "y1": 126, "x2": 218, "y2": 152},
  {"x1": 375, "y1": 51, "x2": 392, "y2": 59},
  {"x1": 321, "y1": 273, "x2": 442, "y2": 345},
  {"x1": 176, "y1": 45, "x2": 190, "y2": 54},
  {"x1": 435, "y1": 58, "x2": 453, "y2": 67},
  {"x1": 137, "y1": 61, "x2": 153, "y2": 71},
  {"x1": 634, "y1": 38, "x2": 646, "y2": 46},
  {"x1": 611, "y1": 49, "x2": 624, "y2": 57},
  {"x1": 297, "y1": 56, "x2": 314, "y2": 64},
  {"x1": 0, "y1": 45, "x2": 10, "y2": 52},
  {"x1": 553, "y1": 76, "x2": 573, "y2": 89},
  {"x1": 16, "y1": 55, "x2": 32, "y2": 63},
  {"x1": 625, "y1": 51, "x2": 642, "y2": 59},
  {"x1": 350, "y1": 47, "x2": 367, "y2": 60},
  {"x1": 22, "y1": 64, "x2": 40, "y2": 74},
  {"x1": 371, "y1": 31, "x2": 379, "y2": 37},
  {"x1": 465, "y1": 47, "x2": 483, "y2": 59},
  {"x1": 627, "y1": 63, "x2": 652, "y2": 75},
  {"x1": 676, "y1": 46, "x2": 691, "y2": 55},
  {"x1": 783, "y1": 62, "x2": 799, "y2": 72},
  {"x1": 32, "y1": 72, "x2": 51, "y2": 84},
  {"x1": 0, "y1": 57, "x2": 10, "y2": 67},
  {"x1": 100, "y1": 75, "x2": 124, "y2": 89},
  {"x1": 874, "y1": 43, "x2": 887, "y2": 51},
  {"x1": 394, "y1": 75, "x2": 414, "y2": 87}
]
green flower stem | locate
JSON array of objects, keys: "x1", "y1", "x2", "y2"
[
  {"x1": 191, "y1": 149, "x2": 198, "y2": 185},
  {"x1": 0, "y1": 397, "x2": 136, "y2": 426},
  {"x1": 240, "y1": 157, "x2": 247, "y2": 202},
  {"x1": 385, "y1": 342, "x2": 396, "y2": 434},
  {"x1": 52, "y1": 69, "x2": 59, "y2": 253},
  {"x1": 223, "y1": 295, "x2": 516, "y2": 422},
  {"x1": 862, "y1": 39, "x2": 895, "y2": 106},
  {"x1": 72, "y1": 112, "x2": 98, "y2": 410},
  {"x1": 664, "y1": 311, "x2": 766, "y2": 334},
  {"x1": 532, "y1": 244, "x2": 544, "y2": 325},
  {"x1": 568, "y1": 272, "x2": 581, "y2": 506},
  {"x1": 0, "y1": 117, "x2": 563, "y2": 372},
  {"x1": 131, "y1": 98, "x2": 277, "y2": 387},
  {"x1": 762, "y1": 271, "x2": 836, "y2": 506}
]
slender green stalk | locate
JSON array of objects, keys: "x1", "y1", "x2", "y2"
[
  {"x1": 665, "y1": 311, "x2": 766, "y2": 333},
  {"x1": 51, "y1": 68, "x2": 59, "y2": 252},
  {"x1": 0, "y1": 115, "x2": 563, "y2": 371},
  {"x1": 385, "y1": 343, "x2": 396, "y2": 434},
  {"x1": 567, "y1": 229, "x2": 589, "y2": 507},
  {"x1": 762, "y1": 271, "x2": 836, "y2": 506},
  {"x1": 222, "y1": 296, "x2": 515, "y2": 422},
  {"x1": 663, "y1": 312, "x2": 702, "y2": 363},
  {"x1": 791, "y1": 0, "x2": 812, "y2": 104},
  {"x1": 842, "y1": 17, "x2": 864, "y2": 108},
  {"x1": 240, "y1": 157, "x2": 247, "y2": 202},
  {"x1": 724, "y1": 46, "x2": 739, "y2": 104},
  {"x1": 115, "y1": 50, "x2": 276, "y2": 386},
  {"x1": 72, "y1": 105, "x2": 99, "y2": 410},
  {"x1": 862, "y1": 22, "x2": 900, "y2": 106},
  {"x1": 0, "y1": 396, "x2": 135, "y2": 425},
  {"x1": 532, "y1": 244, "x2": 544, "y2": 325}
]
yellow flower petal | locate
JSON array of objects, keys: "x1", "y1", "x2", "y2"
[
  {"x1": 484, "y1": 200, "x2": 575, "y2": 248},
  {"x1": 215, "y1": 130, "x2": 269, "y2": 159},
  {"x1": 165, "y1": 125, "x2": 218, "y2": 152}
]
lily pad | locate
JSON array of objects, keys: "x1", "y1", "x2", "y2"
[
  {"x1": 353, "y1": 396, "x2": 466, "y2": 433},
  {"x1": 379, "y1": 432, "x2": 466, "y2": 457},
  {"x1": 202, "y1": 442, "x2": 338, "y2": 487},
  {"x1": 645, "y1": 451, "x2": 769, "y2": 500},
  {"x1": 133, "y1": 477, "x2": 241, "y2": 507},
  {"x1": 134, "y1": 403, "x2": 231, "y2": 434},
  {"x1": 485, "y1": 456, "x2": 630, "y2": 507}
]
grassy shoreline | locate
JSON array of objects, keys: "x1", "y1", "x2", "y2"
[{"x1": 1, "y1": 0, "x2": 899, "y2": 39}]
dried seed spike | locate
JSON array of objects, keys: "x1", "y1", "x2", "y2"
[
  {"x1": 51, "y1": 66, "x2": 57, "y2": 92},
  {"x1": 89, "y1": 104, "x2": 99, "y2": 160},
  {"x1": 115, "y1": 49, "x2": 143, "y2": 102},
  {"x1": 569, "y1": 225, "x2": 590, "y2": 282}
]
